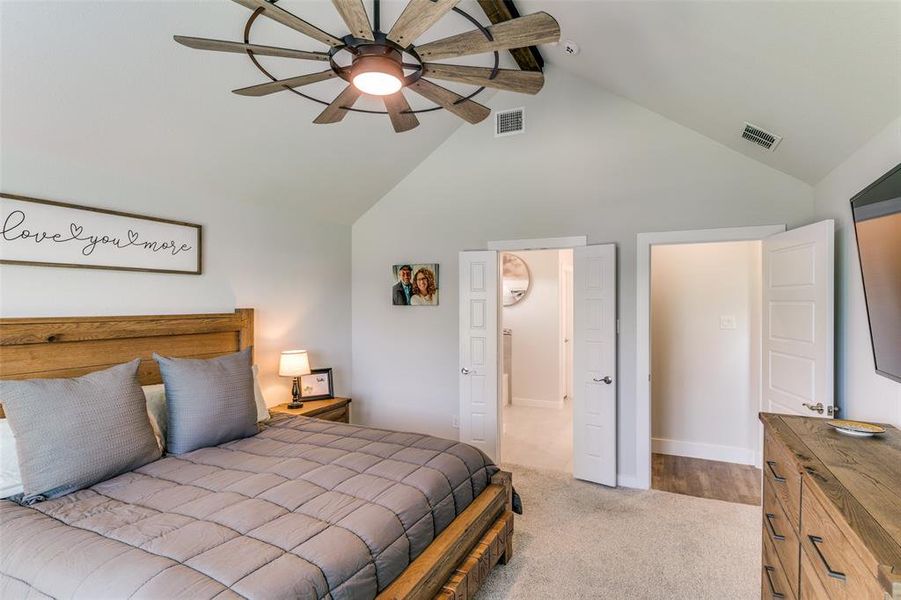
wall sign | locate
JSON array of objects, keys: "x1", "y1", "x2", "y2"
[{"x1": 0, "y1": 194, "x2": 202, "y2": 274}]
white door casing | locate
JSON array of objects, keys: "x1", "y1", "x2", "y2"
[
  {"x1": 459, "y1": 251, "x2": 500, "y2": 460},
  {"x1": 564, "y1": 266, "x2": 574, "y2": 401},
  {"x1": 762, "y1": 220, "x2": 835, "y2": 418},
  {"x1": 558, "y1": 263, "x2": 574, "y2": 402},
  {"x1": 573, "y1": 244, "x2": 617, "y2": 486}
]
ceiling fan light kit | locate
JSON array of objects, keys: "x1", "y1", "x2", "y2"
[
  {"x1": 174, "y1": 0, "x2": 560, "y2": 133},
  {"x1": 350, "y1": 45, "x2": 404, "y2": 96}
]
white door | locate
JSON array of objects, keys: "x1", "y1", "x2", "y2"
[
  {"x1": 762, "y1": 220, "x2": 835, "y2": 418},
  {"x1": 573, "y1": 244, "x2": 617, "y2": 486},
  {"x1": 459, "y1": 251, "x2": 500, "y2": 460}
]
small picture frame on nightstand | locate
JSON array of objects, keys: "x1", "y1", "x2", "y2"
[{"x1": 299, "y1": 368, "x2": 333, "y2": 400}]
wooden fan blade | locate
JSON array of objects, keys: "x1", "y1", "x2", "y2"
[
  {"x1": 387, "y1": 0, "x2": 460, "y2": 47},
  {"x1": 233, "y1": 70, "x2": 338, "y2": 97},
  {"x1": 408, "y1": 79, "x2": 490, "y2": 124},
  {"x1": 383, "y1": 92, "x2": 420, "y2": 133},
  {"x1": 314, "y1": 85, "x2": 363, "y2": 124},
  {"x1": 422, "y1": 64, "x2": 544, "y2": 94},
  {"x1": 416, "y1": 12, "x2": 560, "y2": 60},
  {"x1": 331, "y1": 0, "x2": 374, "y2": 41},
  {"x1": 173, "y1": 36, "x2": 330, "y2": 61},
  {"x1": 230, "y1": 0, "x2": 343, "y2": 47}
]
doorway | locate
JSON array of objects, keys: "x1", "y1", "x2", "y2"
[
  {"x1": 499, "y1": 249, "x2": 574, "y2": 473},
  {"x1": 649, "y1": 240, "x2": 763, "y2": 505},
  {"x1": 635, "y1": 222, "x2": 835, "y2": 491},
  {"x1": 459, "y1": 239, "x2": 618, "y2": 486}
]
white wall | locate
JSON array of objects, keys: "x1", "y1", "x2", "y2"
[
  {"x1": 502, "y1": 250, "x2": 561, "y2": 407},
  {"x1": 352, "y1": 67, "x2": 814, "y2": 484},
  {"x1": 651, "y1": 241, "x2": 761, "y2": 464},
  {"x1": 813, "y1": 116, "x2": 901, "y2": 426},
  {"x1": 0, "y1": 161, "x2": 352, "y2": 408},
  {"x1": 1, "y1": 1, "x2": 360, "y2": 408}
]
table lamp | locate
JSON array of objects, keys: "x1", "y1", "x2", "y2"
[{"x1": 279, "y1": 350, "x2": 311, "y2": 409}]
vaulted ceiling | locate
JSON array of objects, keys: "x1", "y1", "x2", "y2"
[
  {"x1": 2, "y1": 1, "x2": 898, "y2": 224},
  {"x1": 0, "y1": 0, "x2": 492, "y2": 224},
  {"x1": 521, "y1": 0, "x2": 901, "y2": 184}
]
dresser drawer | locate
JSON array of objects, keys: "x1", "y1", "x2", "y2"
[
  {"x1": 800, "y1": 484, "x2": 884, "y2": 599},
  {"x1": 764, "y1": 526, "x2": 797, "y2": 600},
  {"x1": 799, "y1": 546, "x2": 830, "y2": 599},
  {"x1": 763, "y1": 476, "x2": 800, "y2": 598},
  {"x1": 315, "y1": 407, "x2": 349, "y2": 423},
  {"x1": 764, "y1": 431, "x2": 802, "y2": 531}
]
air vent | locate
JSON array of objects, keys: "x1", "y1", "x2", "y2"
[
  {"x1": 495, "y1": 108, "x2": 524, "y2": 137},
  {"x1": 741, "y1": 122, "x2": 782, "y2": 151}
]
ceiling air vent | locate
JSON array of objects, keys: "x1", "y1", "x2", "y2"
[
  {"x1": 495, "y1": 108, "x2": 525, "y2": 138},
  {"x1": 741, "y1": 122, "x2": 782, "y2": 151}
]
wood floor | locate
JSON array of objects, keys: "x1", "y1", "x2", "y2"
[{"x1": 652, "y1": 453, "x2": 762, "y2": 506}]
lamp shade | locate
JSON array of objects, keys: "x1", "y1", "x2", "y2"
[{"x1": 279, "y1": 350, "x2": 311, "y2": 377}]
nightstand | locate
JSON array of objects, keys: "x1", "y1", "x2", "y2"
[{"x1": 269, "y1": 397, "x2": 351, "y2": 423}]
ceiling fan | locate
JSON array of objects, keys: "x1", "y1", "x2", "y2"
[{"x1": 174, "y1": 0, "x2": 560, "y2": 133}]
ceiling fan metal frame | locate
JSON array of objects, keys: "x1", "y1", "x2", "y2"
[{"x1": 241, "y1": 2, "x2": 500, "y2": 116}]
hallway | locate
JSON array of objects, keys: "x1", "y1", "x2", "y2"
[{"x1": 501, "y1": 400, "x2": 572, "y2": 473}]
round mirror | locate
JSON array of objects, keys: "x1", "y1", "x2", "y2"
[{"x1": 502, "y1": 253, "x2": 531, "y2": 306}]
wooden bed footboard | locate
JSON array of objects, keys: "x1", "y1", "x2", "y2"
[{"x1": 378, "y1": 470, "x2": 514, "y2": 600}]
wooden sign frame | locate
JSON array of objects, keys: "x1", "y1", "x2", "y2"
[{"x1": 0, "y1": 193, "x2": 202, "y2": 275}]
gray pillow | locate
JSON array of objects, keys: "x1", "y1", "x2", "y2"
[
  {"x1": 0, "y1": 359, "x2": 162, "y2": 503},
  {"x1": 154, "y1": 348, "x2": 258, "y2": 455}
]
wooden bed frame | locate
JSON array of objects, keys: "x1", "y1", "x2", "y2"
[{"x1": 0, "y1": 309, "x2": 513, "y2": 600}]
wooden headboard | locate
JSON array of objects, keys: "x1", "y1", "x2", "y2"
[{"x1": 0, "y1": 309, "x2": 254, "y2": 395}]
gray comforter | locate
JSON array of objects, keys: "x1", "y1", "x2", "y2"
[{"x1": 0, "y1": 415, "x2": 497, "y2": 599}]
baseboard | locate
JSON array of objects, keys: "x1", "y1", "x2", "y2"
[
  {"x1": 511, "y1": 396, "x2": 564, "y2": 409},
  {"x1": 652, "y1": 437, "x2": 756, "y2": 466}
]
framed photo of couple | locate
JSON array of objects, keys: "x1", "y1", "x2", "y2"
[{"x1": 392, "y1": 263, "x2": 439, "y2": 306}]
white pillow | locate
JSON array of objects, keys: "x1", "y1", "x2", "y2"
[
  {"x1": 0, "y1": 419, "x2": 23, "y2": 498},
  {"x1": 142, "y1": 365, "x2": 269, "y2": 452},
  {"x1": 251, "y1": 364, "x2": 270, "y2": 422},
  {"x1": 142, "y1": 383, "x2": 167, "y2": 450}
]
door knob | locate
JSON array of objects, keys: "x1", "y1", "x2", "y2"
[
  {"x1": 461, "y1": 368, "x2": 471, "y2": 375},
  {"x1": 593, "y1": 376, "x2": 613, "y2": 384},
  {"x1": 802, "y1": 402, "x2": 824, "y2": 414}
]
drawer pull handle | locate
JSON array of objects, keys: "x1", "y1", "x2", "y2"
[
  {"x1": 764, "y1": 513, "x2": 785, "y2": 541},
  {"x1": 808, "y1": 535, "x2": 847, "y2": 582},
  {"x1": 763, "y1": 566, "x2": 785, "y2": 599},
  {"x1": 765, "y1": 460, "x2": 786, "y2": 483}
]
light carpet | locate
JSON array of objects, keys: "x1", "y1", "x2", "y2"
[{"x1": 478, "y1": 465, "x2": 760, "y2": 599}]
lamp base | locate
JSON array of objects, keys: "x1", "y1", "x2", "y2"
[{"x1": 288, "y1": 377, "x2": 303, "y2": 409}]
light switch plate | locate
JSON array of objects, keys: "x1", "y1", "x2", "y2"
[{"x1": 720, "y1": 315, "x2": 737, "y2": 330}]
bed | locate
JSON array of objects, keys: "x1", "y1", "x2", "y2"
[{"x1": 0, "y1": 309, "x2": 513, "y2": 600}]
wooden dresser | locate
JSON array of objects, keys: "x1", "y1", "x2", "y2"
[{"x1": 760, "y1": 413, "x2": 901, "y2": 600}]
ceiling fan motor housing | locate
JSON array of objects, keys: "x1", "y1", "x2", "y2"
[{"x1": 351, "y1": 45, "x2": 404, "y2": 83}]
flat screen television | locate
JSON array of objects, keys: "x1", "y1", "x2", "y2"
[{"x1": 851, "y1": 162, "x2": 901, "y2": 383}]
